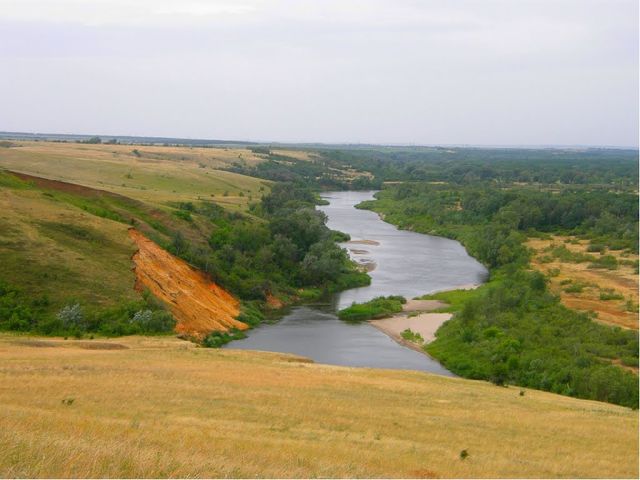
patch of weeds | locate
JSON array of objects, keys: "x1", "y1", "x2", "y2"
[
  {"x1": 401, "y1": 328, "x2": 424, "y2": 344},
  {"x1": 564, "y1": 282, "x2": 586, "y2": 294},
  {"x1": 588, "y1": 255, "x2": 618, "y2": 270},
  {"x1": 202, "y1": 328, "x2": 247, "y2": 348},
  {"x1": 599, "y1": 290, "x2": 624, "y2": 301},
  {"x1": 547, "y1": 268, "x2": 560, "y2": 277}
]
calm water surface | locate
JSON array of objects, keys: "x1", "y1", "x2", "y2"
[{"x1": 226, "y1": 191, "x2": 487, "y2": 375}]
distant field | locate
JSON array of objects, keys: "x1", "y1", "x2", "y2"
[
  {"x1": 528, "y1": 235, "x2": 638, "y2": 331},
  {"x1": 0, "y1": 335, "x2": 637, "y2": 479},
  {"x1": 0, "y1": 141, "x2": 271, "y2": 211}
]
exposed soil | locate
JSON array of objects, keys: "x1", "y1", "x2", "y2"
[
  {"x1": 9, "y1": 170, "x2": 136, "y2": 201},
  {"x1": 527, "y1": 235, "x2": 638, "y2": 330},
  {"x1": 128, "y1": 229, "x2": 245, "y2": 339}
]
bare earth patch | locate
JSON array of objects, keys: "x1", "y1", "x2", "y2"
[
  {"x1": 129, "y1": 228, "x2": 245, "y2": 339},
  {"x1": 527, "y1": 235, "x2": 638, "y2": 330},
  {"x1": 370, "y1": 300, "x2": 451, "y2": 353}
]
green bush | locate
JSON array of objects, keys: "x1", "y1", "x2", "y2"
[
  {"x1": 202, "y1": 329, "x2": 247, "y2": 348},
  {"x1": 588, "y1": 255, "x2": 618, "y2": 270},
  {"x1": 401, "y1": 328, "x2": 424, "y2": 343},
  {"x1": 564, "y1": 283, "x2": 585, "y2": 294},
  {"x1": 338, "y1": 296, "x2": 406, "y2": 322},
  {"x1": 599, "y1": 290, "x2": 624, "y2": 301}
]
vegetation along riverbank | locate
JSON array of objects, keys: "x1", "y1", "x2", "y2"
[{"x1": 358, "y1": 181, "x2": 639, "y2": 408}]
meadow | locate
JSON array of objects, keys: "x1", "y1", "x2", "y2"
[
  {"x1": 0, "y1": 141, "x2": 269, "y2": 211},
  {"x1": 0, "y1": 334, "x2": 637, "y2": 479}
]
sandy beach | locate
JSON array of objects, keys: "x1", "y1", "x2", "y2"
[{"x1": 369, "y1": 299, "x2": 452, "y2": 354}]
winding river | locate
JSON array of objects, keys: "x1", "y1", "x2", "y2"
[{"x1": 226, "y1": 191, "x2": 488, "y2": 375}]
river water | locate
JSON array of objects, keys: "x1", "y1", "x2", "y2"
[{"x1": 226, "y1": 191, "x2": 487, "y2": 375}]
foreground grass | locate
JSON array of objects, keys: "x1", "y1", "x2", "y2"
[{"x1": 0, "y1": 335, "x2": 637, "y2": 478}]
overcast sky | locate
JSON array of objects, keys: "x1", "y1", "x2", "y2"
[{"x1": 0, "y1": 0, "x2": 637, "y2": 146}]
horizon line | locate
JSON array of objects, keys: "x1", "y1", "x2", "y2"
[{"x1": 1, "y1": 130, "x2": 638, "y2": 151}]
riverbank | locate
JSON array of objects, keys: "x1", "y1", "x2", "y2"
[
  {"x1": 368, "y1": 287, "x2": 481, "y2": 357},
  {"x1": 369, "y1": 300, "x2": 451, "y2": 354}
]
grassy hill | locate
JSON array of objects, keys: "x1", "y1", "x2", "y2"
[
  {"x1": 0, "y1": 140, "x2": 271, "y2": 332},
  {"x1": 0, "y1": 140, "x2": 270, "y2": 211},
  {"x1": 0, "y1": 173, "x2": 138, "y2": 312},
  {"x1": 0, "y1": 334, "x2": 637, "y2": 478}
]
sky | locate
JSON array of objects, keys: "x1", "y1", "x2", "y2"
[{"x1": 0, "y1": 0, "x2": 638, "y2": 146}]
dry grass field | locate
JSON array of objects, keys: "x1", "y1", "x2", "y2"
[
  {"x1": 0, "y1": 141, "x2": 270, "y2": 211},
  {"x1": 527, "y1": 235, "x2": 638, "y2": 331},
  {"x1": 0, "y1": 334, "x2": 637, "y2": 479}
]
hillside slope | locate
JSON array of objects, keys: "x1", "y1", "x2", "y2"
[
  {"x1": 129, "y1": 228, "x2": 244, "y2": 338},
  {"x1": 0, "y1": 335, "x2": 637, "y2": 479}
]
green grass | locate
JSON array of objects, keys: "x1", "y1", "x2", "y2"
[
  {"x1": 0, "y1": 188, "x2": 139, "y2": 317},
  {"x1": 419, "y1": 288, "x2": 480, "y2": 313}
]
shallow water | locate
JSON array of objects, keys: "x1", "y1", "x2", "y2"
[{"x1": 226, "y1": 191, "x2": 488, "y2": 375}]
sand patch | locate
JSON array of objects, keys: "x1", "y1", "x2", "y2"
[
  {"x1": 347, "y1": 239, "x2": 380, "y2": 246},
  {"x1": 371, "y1": 313, "x2": 452, "y2": 346}
]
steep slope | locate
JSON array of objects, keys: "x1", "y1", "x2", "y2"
[{"x1": 129, "y1": 229, "x2": 245, "y2": 338}]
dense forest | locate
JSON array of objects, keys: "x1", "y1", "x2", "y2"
[
  {"x1": 360, "y1": 183, "x2": 639, "y2": 408},
  {"x1": 229, "y1": 146, "x2": 638, "y2": 190}
]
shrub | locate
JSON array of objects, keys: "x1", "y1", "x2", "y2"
[
  {"x1": 130, "y1": 309, "x2": 175, "y2": 333},
  {"x1": 338, "y1": 296, "x2": 405, "y2": 322},
  {"x1": 588, "y1": 255, "x2": 618, "y2": 270},
  {"x1": 57, "y1": 304, "x2": 84, "y2": 330},
  {"x1": 587, "y1": 243, "x2": 606, "y2": 253},
  {"x1": 401, "y1": 329, "x2": 424, "y2": 344},
  {"x1": 599, "y1": 290, "x2": 624, "y2": 301},
  {"x1": 202, "y1": 329, "x2": 247, "y2": 348},
  {"x1": 564, "y1": 283, "x2": 585, "y2": 294}
]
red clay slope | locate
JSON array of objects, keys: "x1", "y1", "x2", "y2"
[{"x1": 128, "y1": 228, "x2": 246, "y2": 339}]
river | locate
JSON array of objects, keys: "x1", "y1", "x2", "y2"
[{"x1": 225, "y1": 191, "x2": 488, "y2": 375}]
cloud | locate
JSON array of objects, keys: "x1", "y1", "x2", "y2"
[{"x1": 0, "y1": 0, "x2": 637, "y2": 145}]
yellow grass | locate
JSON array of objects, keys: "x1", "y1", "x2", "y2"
[
  {"x1": 0, "y1": 335, "x2": 637, "y2": 479},
  {"x1": 0, "y1": 141, "x2": 269, "y2": 211},
  {"x1": 527, "y1": 235, "x2": 639, "y2": 330},
  {"x1": 271, "y1": 149, "x2": 318, "y2": 161}
]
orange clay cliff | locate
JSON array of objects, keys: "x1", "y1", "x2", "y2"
[{"x1": 128, "y1": 228, "x2": 246, "y2": 340}]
